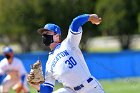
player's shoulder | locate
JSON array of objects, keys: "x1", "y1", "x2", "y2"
[
  {"x1": 0, "y1": 58, "x2": 8, "y2": 66},
  {"x1": 61, "y1": 39, "x2": 66, "y2": 45},
  {"x1": 13, "y1": 57, "x2": 23, "y2": 63},
  {"x1": 54, "y1": 40, "x2": 69, "y2": 51},
  {"x1": 14, "y1": 57, "x2": 21, "y2": 61}
]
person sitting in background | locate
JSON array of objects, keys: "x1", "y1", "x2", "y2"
[{"x1": 0, "y1": 46, "x2": 29, "y2": 93}]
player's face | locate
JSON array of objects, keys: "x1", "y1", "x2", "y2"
[
  {"x1": 41, "y1": 30, "x2": 59, "y2": 46},
  {"x1": 4, "y1": 52, "x2": 14, "y2": 59}
]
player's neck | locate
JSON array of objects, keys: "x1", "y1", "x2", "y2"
[
  {"x1": 49, "y1": 42, "x2": 60, "y2": 51},
  {"x1": 8, "y1": 57, "x2": 13, "y2": 64}
]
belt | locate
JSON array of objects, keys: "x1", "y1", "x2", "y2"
[{"x1": 74, "y1": 77, "x2": 93, "y2": 91}]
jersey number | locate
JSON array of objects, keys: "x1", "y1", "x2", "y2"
[{"x1": 65, "y1": 57, "x2": 77, "y2": 69}]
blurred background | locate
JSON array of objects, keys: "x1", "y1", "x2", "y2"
[{"x1": 0, "y1": 0, "x2": 140, "y2": 93}]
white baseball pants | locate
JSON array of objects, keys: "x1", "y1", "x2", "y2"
[
  {"x1": 53, "y1": 78, "x2": 105, "y2": 93},
  {"x1": 0, "y1": 75, "x2": 29, "y2": 93}
]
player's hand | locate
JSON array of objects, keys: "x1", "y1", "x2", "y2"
[{"x1": 88, "y1": 14, "x2": 101, "y2": 25}]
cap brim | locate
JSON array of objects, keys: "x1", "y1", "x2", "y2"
[{"x1": 37, "y1": 28, "x2": 49, "y2": 35}]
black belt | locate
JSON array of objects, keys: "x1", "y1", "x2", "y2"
[{"x1": 74, "y1": 77, "x2": 93, "y2": 91}]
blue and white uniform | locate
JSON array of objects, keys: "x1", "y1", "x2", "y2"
[
  {"x1": 40, "y1": 14, "x2": 104, "y2": 93},
  {"x1": 0, "y1": 57, "x2": 29, "y2": 92}
]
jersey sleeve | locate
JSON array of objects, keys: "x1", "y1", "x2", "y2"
[
  {"x1": 0, "y1": 60, "x2": 6, "y2": 75},
  {"x1": 65, "y1": 14, "x2": 89, "y2": 47},
  {"x1": 39, "y1": 71, "x2": 55, "y2": 93},
  {"x1": 39, "y1": 64, "x2": 55, "y2": 93},
  {"x1": 0, "y1": 68, "x2": 4, "y2": 75},
  {"x1": 65, "y1": 27, "x2": 83, "y2": 47},
  {"x1": 16, "y1": 58, "x2": 27, "y2": 83},
  {"x1": 17, "y1": 58, "x2": 27, "y2": 75},
  {"x1": 44, "y1": 70, "x2": 55, "y2": 87}
]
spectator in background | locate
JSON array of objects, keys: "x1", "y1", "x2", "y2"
[{"x1": 0, "y1": 46, "x2": 29, "y2": 93}]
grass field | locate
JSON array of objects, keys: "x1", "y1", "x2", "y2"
[{"x1": 10, "y1": 77, "x2": 140, "y2": 93}]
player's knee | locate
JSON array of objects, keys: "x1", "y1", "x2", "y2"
[{"x1": 0, "y1": 85, "x2": 9, "y2": 93}]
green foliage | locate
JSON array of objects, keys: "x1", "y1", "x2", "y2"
[
  {"x1": 96, "y1": 0, "x2": 125, "y2": 34},
  {"x1": 96, "y1": 0, "x2": 140, "y2": 35},
  {"x1": 0, "y1": 0, "x2": 40, "y2": 51},
  {"x1": 95, "y1": 0, "x2": 140, "y2": 50},
  {"x1": 0, "y1": 0, "x2": 140, "y2": 51},
  {"x1": 138, "y1": 13, "x2": 140, "y2": 33},
  {"x1": 0, "y1": 0, "x2": 97, "y2": 51}
]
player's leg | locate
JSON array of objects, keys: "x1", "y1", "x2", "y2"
[
  {"x1": 12, "y1": 78, "x2": 30, "y2": 93},
  {"x1": 13, "y1": 81, "x2": 24, "y2": 93},
  {"x1": 22, "y1": 78, "x2": 30, "y2": 93},
  {"x1": 83, "y1": 78, "x2": 105, "y2": 93},
  {"x1": 53, "y1": 87, "x2": 76, "y2": 93},
  {"x1": 0, "y1": 75, "x2": 17, "y2": 93},
  {"x1": 94, "y1": 79, "x2": 105, "y2": 93},
  {"x1": 86, "y1": 84, "x2": 105, "y2": 93}
]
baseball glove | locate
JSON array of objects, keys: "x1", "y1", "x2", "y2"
[{"x1": 27, "y1": 60, "x2": 45, "y2": 84}]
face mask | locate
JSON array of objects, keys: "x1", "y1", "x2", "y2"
[
  {"x1": 42, "y1": 34, "x2": 54, "y2": 46},
  {"x1": 5, "y1": 54, "x2": 11, "y2": 59}
]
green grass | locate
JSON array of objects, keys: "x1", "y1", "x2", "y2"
[
  {"x1": 101, "y1": 78, "x2": 140, "y2": 93},
  {"x1": 10, "y1": 77, "x2": 140, "y2": 93}
]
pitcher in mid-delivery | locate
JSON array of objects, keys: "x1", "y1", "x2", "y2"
[{"x1": 30, "y1": 13, "x2": 105, "y2": 93}]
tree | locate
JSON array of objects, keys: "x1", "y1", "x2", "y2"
[
  {"x1": 0, "y1": 0, "x2": 98, "y2": 52},
  {"x1": 96, "y1": 0, "x2": 140, "y2": 50},
  {"x1": 0, "y1": 0, "x2": 41, "y2": 51}
]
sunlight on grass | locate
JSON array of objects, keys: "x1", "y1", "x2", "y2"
[{"x1": 9, "y1": 78, "x2": 140, "y2": 93}]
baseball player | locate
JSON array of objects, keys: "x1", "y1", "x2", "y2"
[
  {"x1": 0, "y1": 46, "x2": 29, "y2": 93},
  {"x1": 29, "y1": 14, "x2": 104, "y2": 93}
]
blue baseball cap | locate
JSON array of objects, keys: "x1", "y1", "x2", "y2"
[
  {"x1": 37, "y1": 23, "x2": 61, "y2": 35},
  {"x1": 2, "y1": 46, "x2": 13, "y2": 54}
]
